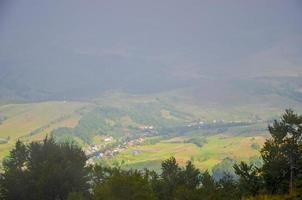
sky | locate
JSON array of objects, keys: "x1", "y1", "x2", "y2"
[{"x1": 0, "y1": 0, "x2": 301, "y2": 99}]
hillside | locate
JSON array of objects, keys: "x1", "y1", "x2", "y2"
[
  {"x1": 0, "y1": 101, "x2": 89, "y2": 159},
  {"x1": 0, "y1": 80, "x2": 301, "y2": 170}
]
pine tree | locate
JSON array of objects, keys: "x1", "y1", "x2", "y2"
[{"x1": 261, "y1": 109, "x2": 302, "y2": 194}]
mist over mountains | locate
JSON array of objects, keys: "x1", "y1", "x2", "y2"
[
  {"x1": 2, "y1": 3, "x2": 302, "y2": 198},
  {"x1": 0, "y1": 0, "x2": 301, "y2": 102}
]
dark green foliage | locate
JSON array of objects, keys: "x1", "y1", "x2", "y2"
[
  {"x1": 161, "y1": 157, "x2": 182, "y2": 184},
  {"x1": 0, "y1": 140, "x2": 28, "y2": 200},
  {"x1": 261, "y1": 138, "x2": 289, "y2": 194},
  {"x1": 158, "y1": 157, "x2": 182, "y2": 200},
  {"x1": 234, "y1": 109, "x2": 302, "y2": 197},
  {"x1": 180, "y1": 161, "x2": 201, "y2": 189},
  {"x1": 216, "y1": 174, "x2": 241, "y2": 200},
  {"x1": 90, "y1": 157, "x2": 241, "y2": 200},
  {"x1": 89, "y1": 165, "x2": 119, "y2": 187},
  {"x1": 199, "y1": 171, "x2": 218, "y2": 199},
  {"x1": 261, "y1": 109, "x2": 302, "y2": 194},
  {"x1": 93, "y1": 170, "x2": 155, "y2": 200},
  {"x1": 0, "y1": 137, "x2": 89, "y2": 200},
  {"x1": 173, "y1": 186, "x2": 201, "y2": 200},
  {"x1": 233, "y1": 162, "x2": 263, "y2": 196},
  {"x1": 157, "y1": 158, "x2": 202, "y2": 200}
]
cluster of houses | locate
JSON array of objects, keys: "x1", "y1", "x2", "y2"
[
  {"x1": 187, "y1": 120, "x2": 205, "y2": 127},
  {"x1": 139, "y1": 125, "x2": 157, "y2": 134},
  {"x1": 84, "y1": 136, "x2": 113, "y2": 156},
  {"x1": 186, "y1": 117, "x2": 264, "y2": 128},
  {"x1": 187, "y1": 119, "x2": 236, "y2": 128},
  {"x1": 85, "y1": 130, "x2": 153, "y2": 166}
]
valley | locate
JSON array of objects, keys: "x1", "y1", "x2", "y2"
[{"x1": 0, "y1": 83, "x2": 300, "y2": 173}]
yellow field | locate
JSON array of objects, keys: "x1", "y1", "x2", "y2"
[{"x1": 0, "y1": 101, "x2": 89, "y2": 160}]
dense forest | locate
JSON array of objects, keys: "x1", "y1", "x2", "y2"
[{"x1": 0, "y1": 109, "x2": 301, "y2": 200}]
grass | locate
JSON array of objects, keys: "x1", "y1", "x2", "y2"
[
  {"x1": 0, "y1": 101, "x2": 89, "y2": 160},
  {"x1": 108, "y1": 133, "x2": 267, "y2": 171},
  {"x1": 194, "y1": 134, "x2": 266, "y2": 169}
]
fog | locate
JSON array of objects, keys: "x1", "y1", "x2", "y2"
[{"x1": 0, "y1": 0, "x2": 301, "y2": 100}]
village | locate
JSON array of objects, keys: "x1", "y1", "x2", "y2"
[
  {"x1": 186, "y1": 115, "x2": 265, "y2": 129},
  {"x1": 85, "y1": 125, "x2": 157, "y2": 165},
  {"x1": 85, "y1": 116, "x2": 266, "y2": 165}
]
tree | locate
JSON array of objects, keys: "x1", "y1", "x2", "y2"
[
  {"x1": 216, "y1": 173, "x2": 241, "y2": 200},
  {"x1": 173, "y1": 161, "x2": 201, "y2": 200},
  {"x1": 93, "y1": 170, "x2": 155, "y2": 200},
  {"x1": 0, "y1": 140, "x2": 29, "y2": 200},
  {"x1": 0, "y1": 137, "x2": 89, "y2": 200},
  {"x1": 89, "y1": 164, "x2": 117, "y2": 187},
  {"x1": 161, "y1": 157, "x2": 181, "y2": 184},
  {"x1": 233, "y1": 162, "x2": 263, "y2": 196},
  {"x1": 261, "y1": 109, "x2": 302, "y2": 194},
  {"x1": 156, "y1": 157, "x2": 202, "y2": 200},
  {"x1": 173, "y1": 185, "x2": 200, "y2": 200},
  {"x1": 199, "y1": 171, "x2": 218, "y2": 200},
  {"x1": 261, "y1": 138, "x2": 288, "y2": 194},
  {"x1": 180, "y1": 161, "x2": 201, "y2": 189},
  {"x1": 160, "y1": 157, "x2": 182, "y2": 200}
]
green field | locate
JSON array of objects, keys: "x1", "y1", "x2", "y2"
[{"x1": 106, "y1": 133, "x2": 266, "y2": 171}]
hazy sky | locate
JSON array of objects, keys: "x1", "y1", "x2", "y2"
[{"x1": 0, "y1": 0, "x2": 301, "y2": 97}]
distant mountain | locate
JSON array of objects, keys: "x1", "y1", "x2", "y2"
[
  {"x1": 1, "y1": 62, "x2": 301, "y2": 103},
  {"x1": 1, "y1": 0, "x2": 301, "y2": 102}
]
